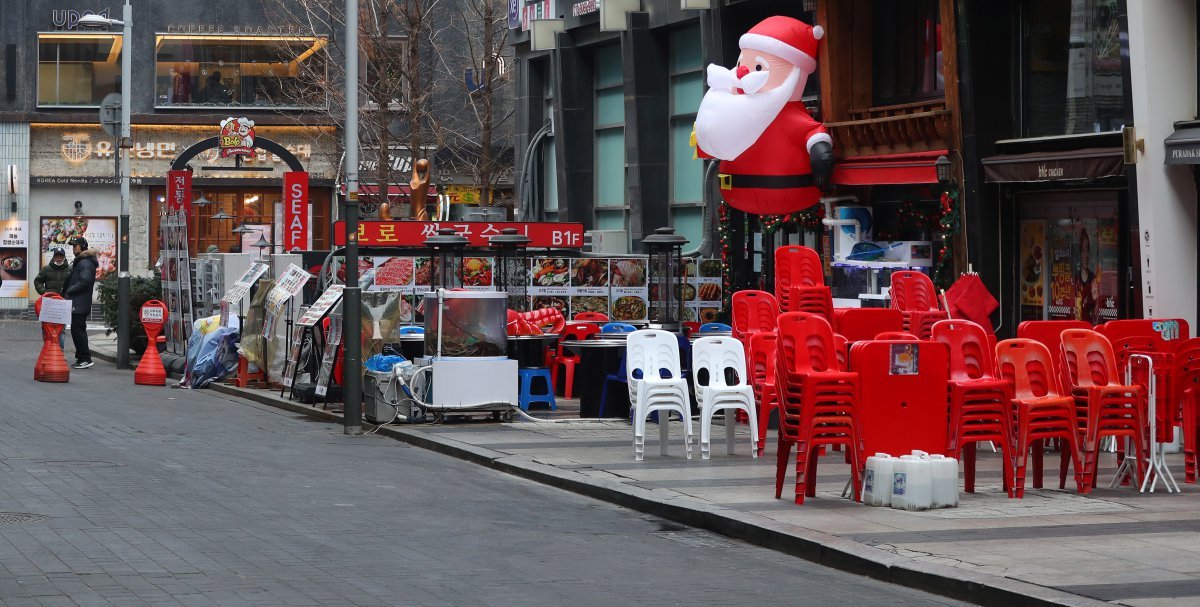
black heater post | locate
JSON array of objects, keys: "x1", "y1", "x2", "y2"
[
  {"x1": 490, "y1": 228, "x2": 532, "y2": 312},
  {"x1": 423, "y1": 227, "x2": 469, "y2": 291},
  {"x1": 644, "y1": 226, "x2": 688, "y2": 331}
]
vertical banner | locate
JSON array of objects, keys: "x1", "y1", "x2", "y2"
[
  {"x1": 282, "y1": 171, "x2": 309, "y2": 252},
  {"x1": 167, "y1": 170, "x2": 192, "y2": 214}
]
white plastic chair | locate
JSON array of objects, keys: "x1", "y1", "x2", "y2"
[
  {"x1": 627, "y1": 329, "x2": 693, "y2": 460},
  {"x1": 692, "y1": 337, "x2": 758, "y2": 459}
]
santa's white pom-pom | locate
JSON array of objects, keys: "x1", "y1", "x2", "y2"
[{"x1": 812, "y1": 25, "x2": 824, "y2": 40}]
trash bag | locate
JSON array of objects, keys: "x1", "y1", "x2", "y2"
[
  {"x1": 181, "y1": 314, "x2": 241, "y2": 388},
  {"x1": 365, "y1": 354, "x2": 408, "y2": 373}
]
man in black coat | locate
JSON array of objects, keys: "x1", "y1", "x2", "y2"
[{"x1": 62, "y1": 236, "x2": 99, "y2": 369}]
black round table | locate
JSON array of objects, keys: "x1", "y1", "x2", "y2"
[
  {"x1": 507, "y1": 334, "x2": 560, "y2": 368},
  {"x1": 561, "y1": 340, "x2": 631, "y2": 419}
]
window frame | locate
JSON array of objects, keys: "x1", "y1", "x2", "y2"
[
  {"x1": 593, "y1": 44, "x2": 627, "y2": 232},
  {"x1": 870, "y1": 0, "x2": 944, "y2": 107},
  {"x1": 667, "y1": 25, "x2": 705, "y2": 247},
  {"x1": 36, "y1": 31, "x2": 124, "y2": 109},
  {"x1": 152, "y1": 33, "x2": 330, "y2": 111}
]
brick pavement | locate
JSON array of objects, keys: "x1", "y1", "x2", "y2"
[{"x1": 0, "y1": 321, "x2": 968, "y2": 607}]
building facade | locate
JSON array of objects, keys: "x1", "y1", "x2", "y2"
[{"x1": 0, "y1": 0, "x2": 340, "y2": 314}]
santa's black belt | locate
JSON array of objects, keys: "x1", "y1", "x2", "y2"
[{"x1": 718, "y1": 173, "x2": 815, "y2": 190}]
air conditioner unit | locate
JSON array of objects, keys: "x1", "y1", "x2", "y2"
[{"x1": 586, "y1": 230, "x2": 628, "y2": 255}]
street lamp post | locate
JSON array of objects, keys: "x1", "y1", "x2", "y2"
[
  {"x1": 343, "y1": 0, "x2": 363, "y2": 435},
  {"x1": 80, "y1": 1, "x2": 133, "y2": 370}
]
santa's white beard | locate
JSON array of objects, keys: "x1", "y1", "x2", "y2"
[{"x1": 695, "y1": 67, "x2": 801, "y2": 161}]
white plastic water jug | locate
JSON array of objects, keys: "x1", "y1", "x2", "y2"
[
  {"x1": 862, "y1": 453, "x2": 895, "y2": 506},
  {"x1": 891, "y1": 454, "x2": 933, "y2": 511},
  {"x1": 928, "y1": 454, "x2": 960, "y2": 508}
]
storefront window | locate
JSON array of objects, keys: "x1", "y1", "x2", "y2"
[
  {"x1": 872, "y1": 0, "x2": 943, "y2": 106},
  {"x1": 154, "y1": 35, "x2": 328, "y2": 109},
  {"x1": 594, "y1": 44, "x2": 626, "y2": 233},
  {"x1": 1023, "y1": 0, "x2": 1125, "y2": 137},
  {"x1": 37, "y1": 33, "x2": 123, "y2": 107},
  {"x1": 669, "y1": 25, "x2": 704, "y2": 250}
]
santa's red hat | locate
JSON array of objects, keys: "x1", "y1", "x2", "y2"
[{"x1": 739, "y1": 16, "x2": 823, "y2": 74}]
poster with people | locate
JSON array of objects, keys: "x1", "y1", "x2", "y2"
[
  {"x1": 1048, "y1": 223, "x2": 1075, "y2": 320},
  {"x1": 1018, "y1": 221, "x2": 1046, "y2": 319},
  {"x1": 40, "y1": 217, "x2": 117, "y2": 301}
]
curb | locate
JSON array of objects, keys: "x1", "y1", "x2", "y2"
[{"x1": 90, "y1": 348, "x2": 1106, "y2": 607}]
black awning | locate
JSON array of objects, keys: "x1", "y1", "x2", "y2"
[
  {"x1": 982, "y1": 148, "x2": 1124, "y2": 183},
  {"x1": 1165, "y1": 127, "x2": 1200, "y2": 165}
]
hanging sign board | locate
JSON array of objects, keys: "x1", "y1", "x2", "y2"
[
  {"x1": 297, "y1": 284, "x2": 344, "y2": 327},
  {"x1": 166, "y1": 170, "x2": 192, "y2": 214},
  {"x1": 333, "y1": 221, "x2": 585, "y2": 248},
  {"x1": 221, "y1": 261, "x2": 270, "y2": 304},
  {"x1": 282, "y1": 171, "x2": 309, "y2": 251},
  {"x1": 265, "y1": 263, "x2": 312, "y2": 313}
]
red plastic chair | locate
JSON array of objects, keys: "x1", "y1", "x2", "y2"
[
  {"x1": 774, "y1": 246, "x2": 825, "y2": 313},
  {"x1": 996, "y1": 339, "x2": 1087, "y2": 497},
  {"x1": 932, "y1": 319, "x2": 1014, "y2": 494},
  {"x1": 574, "y1": 311, "x2": 609, "y2": 322},
  {"x1": 888, "y1": 270, "x2": 947, "y2": 338},
  {"x1": 832, "y1": 308, "x2": 904, "y2": 343},
  {"x1": 789, "y1": 285, "x2": 835, "y2": 323},
  {"x1": 774, "y1": 312, "x2": 863, "y2": 504},
  {"x1": 1173, "y1": 338, "x2": 1200, "y2": 482},
  {"x1": 833, "y1": 334, "x2": 849, "y2": 372},
  {"x1": 749, "y1": 332, "x2": 779, "y2": 457},
  {"x1": 1017, "y1": 320, "x2": 1091, "y2": 374},
  {"x1": 874, "y1": 331, "x2": 918, "y2": 341},
  {"x1": 731, "y1": 290, "x2": 779, "y2": 341},
  {"x1": 551, "y1": 323, "x2": 601, "y2": 399},
  {"x1": 1060, "y1": 329, "x2": 1148, "y2": 489},
  {"x1": 1108, "y1": 335, "x2": 1176, "y2": 446}
]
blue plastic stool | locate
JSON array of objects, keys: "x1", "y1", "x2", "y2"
[
  {"x1": 699, "y1": 322, "x2": 732, "y2": 333},
  {"x1": 601, "y1": 322, "x2": 637, "y2": 334},
  {"x1": 518, "y1": 367, "x2": 557, "y2": 412},
  {"x1": 399, "y1": 326, "x2": 425, "y2": 335}
]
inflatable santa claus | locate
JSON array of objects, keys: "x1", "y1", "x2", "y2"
[{"x1": 694, "y1": 16, "x2": 833, "y2": 215}]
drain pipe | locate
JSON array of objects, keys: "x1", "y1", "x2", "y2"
[{"x1": 682, "y1": 161, "x2": 720, "y2": 258}]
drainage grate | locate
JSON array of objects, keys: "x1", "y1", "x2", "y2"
[
  {"x1": 0, "y1": 513, "x2": 47, "y2": 525},
  {"x1": 35, "y1": 460, "x2": 121, "y2": 468}
]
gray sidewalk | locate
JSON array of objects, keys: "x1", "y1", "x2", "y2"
[{"x1": 91, "y1": 334, "x2": 1200, "y2": 607}]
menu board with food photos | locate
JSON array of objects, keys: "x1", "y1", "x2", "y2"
[
  {"x1": 0, "y1": 220, "x2": 28, "y2": 298},
  {"x1": 157, "y1": 210, "x2": 194, "y2": 355},
  {"x1": 359, "y1": 254, "x2": 722, "y2": 323}
]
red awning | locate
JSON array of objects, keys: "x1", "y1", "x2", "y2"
[{"x1": 830, "y1": 150, "x2": 947, "y2": 186}]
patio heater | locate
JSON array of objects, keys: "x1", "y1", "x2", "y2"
[
  {"x1": 643, "y1": 226, "x2": 688, "y2": 331},
  {"x1": 423, "y1": 227, "x2": 469, "y2": 290},
  {"x1": 489, "y1": 228, "x2": 532, "y2": 312}
]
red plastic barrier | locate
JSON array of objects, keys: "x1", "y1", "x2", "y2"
[
  {"x1": 134, "y1": 301, "x2": 168, "y2": 386},
  {"x1": 34, "y1": 294, "x2": 70, "y2": 383}
]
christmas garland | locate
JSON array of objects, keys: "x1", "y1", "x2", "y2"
[
  {"x1": 757, "y1": 204, "x2": 825, "y2": 236},
  {"x1": 718, "y1": 201, "x2": 732, "y2": 312},
  {"x1": 933, "y1": 184, "x2": 960, "y2": 289}
]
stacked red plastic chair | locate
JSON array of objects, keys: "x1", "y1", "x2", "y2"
[
  {"x1": 774, "y1": 312, "x2": 863, "y2": 504},
  {"x1": 1017, "y1": 320, "x2": 1090, "y2": 360},
  {"x1": 932, "y1": 319, "x2": 1014, "y2": 494},
  {"x1": 1173, "y1": 338, "x2": 1200, "y2": 482},
  {"x1": 996, "y1": 339, "x2": 1087, "y2": 497},
  {"x1": 731, "y1": 290, "x2": 779, "y2": 343},
  {"x1": 888, "y1": 270, "x2": 948, "y2": 339},
  {"x1": 748, "y1": 332, "x2": 779, "y2": 457},
  {"x1": 874, "y1": 331, "x2": 918, "y2": 341},
  {"x1": 34, "y1": 294, "x2": 70, "y2": 383},
  {"x1": 1098, "y1": 319, "x2": 1191, "y2": 445},
  {"x1": 831, "y1": 308, "x2": 904, "y2": 343},
  {"x1": 774, "y1": 246, "x2": 833, "y2": 321},
  {"x1": 574, "y1": 311, "x2": 609, "y2": 322},
  {"x1": 550, "y1": 322, "x2": 601, "y2": 399},
  {"x1": 1060, "y1": 329, "x2": 1148, "y2": 489}
]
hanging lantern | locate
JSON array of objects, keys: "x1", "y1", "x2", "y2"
[
  {"x1": 643, "y1": 226, "x2": 688, "y2": 330},
  {"x1": 489, "y1": 228, "x2": 532, "y2": 312},
  {"x1": 423, "y1": 227, "x2": 468, "y2": 290}
]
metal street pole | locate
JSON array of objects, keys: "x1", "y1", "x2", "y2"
[
  {"x1": 115, "y1": 0, "x2": 132, "y2": 370},
  {"x1": 343, "y1": 0, "x2": 363, "y2": 434}
]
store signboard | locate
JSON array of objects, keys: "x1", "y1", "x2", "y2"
[
  {"x1": 167, "y1": 170, "x2": 192, "y2": 214},
  {"x1": 282, "y1": 171, "x2": 309, "y2": 252},
  {"x1": 333, "y1": 221, "x2": 585, "y2": 249},
  {"x1": 0, "y1": 220, "x2": 29, "y2": 298}
]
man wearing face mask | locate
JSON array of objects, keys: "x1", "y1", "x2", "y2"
[{"x1": 694, "y1": 16, "x2": 834, "y2": 215}]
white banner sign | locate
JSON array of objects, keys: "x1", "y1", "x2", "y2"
[{"x1": 38, "y1": 297, "x2": 72, "y2": 325}]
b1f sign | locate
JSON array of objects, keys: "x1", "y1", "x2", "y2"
[{"x1": 282, "y1": 172, "x2": 309, "y2": 251}]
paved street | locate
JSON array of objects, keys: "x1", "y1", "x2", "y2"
[{"x1": 0, "y1": 322, "x2": 967, "y2": 607}]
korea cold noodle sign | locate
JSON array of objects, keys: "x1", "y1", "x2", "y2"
[{"x1": 283, "y1": 172, "x2": 309, "y2": 252}]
